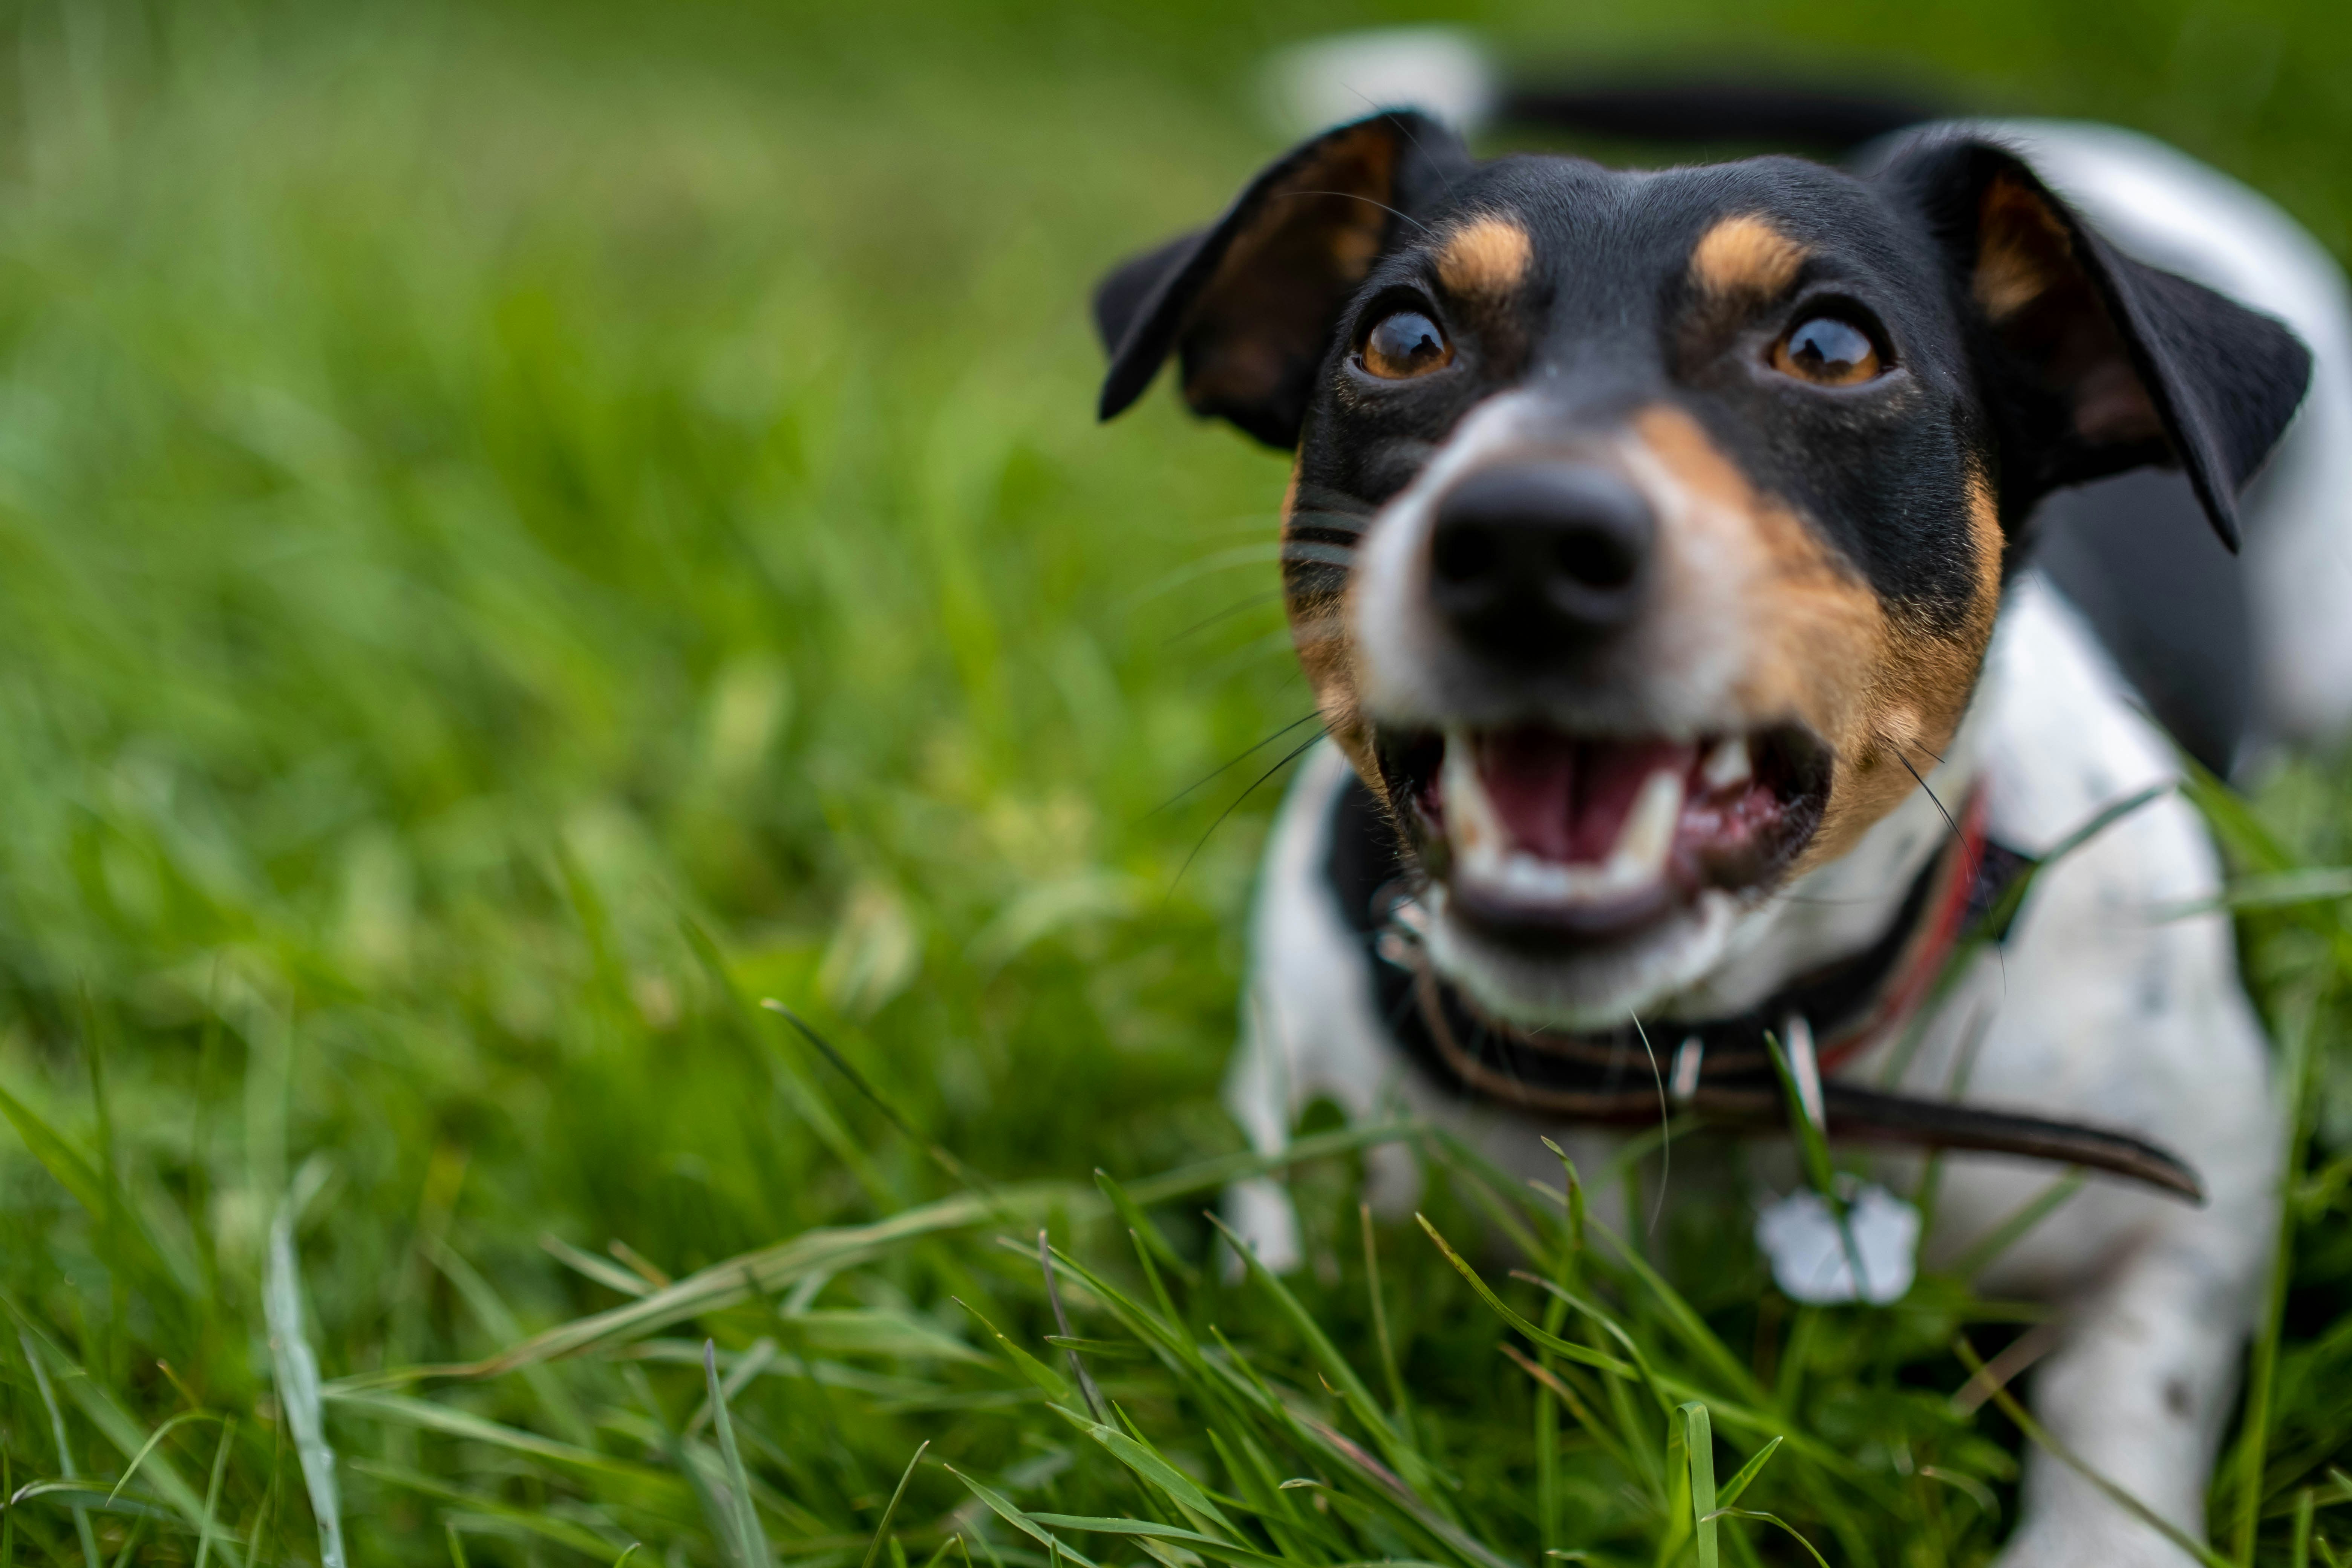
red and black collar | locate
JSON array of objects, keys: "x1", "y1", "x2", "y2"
[{"x1": 1323, "y1": 773, "x2": 2202, "y2": 1201}]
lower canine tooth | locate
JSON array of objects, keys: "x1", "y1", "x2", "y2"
[{"x1": 1702, "y1": 735, "x2": 1752, "y2": 790}]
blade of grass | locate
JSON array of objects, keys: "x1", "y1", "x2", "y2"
[
  {"x1": 704, "y1": 1338, "x2": 773, "y2": 1568},
  {"x1": 1409, "y1": 1216, "x2": 1641, "y2": 1384},
  {"x1": 863, "y1": 1441, "x2": 933, "y2": 1568},
  {"x1": 1044, "y1": 1406, "x2": 1240, "y2": 1536},
  {"x1": 2235, "y1": 996, "x2": 2323, "y2": 1566},
  {"x1": 1024, "y1": 1515, "x2": 1286, "y2": 1568},
  {"x1": 324, "y1": 1388, "x2": 692, "y2": 1499},
  {"x1": 950, "y1": 1298, "x2": 1075, "y2": 1403},
  {"x1": 1359, "y1": 1204, "x2": 1418, "y2": 1450},
  {"x1": 8, "y1": 1305, "x2": 238, "y2": 1566},
  {"x1": 941, "y1": 1466, "x2": 1102, "y2": 1568},
  {"x1": 1498, "y1": 1343, "x2": 1638, "y2": 1478},
  {"x1": 1094, "y1": 1171, "x2": 1197, "y2": 1288},
  {"x1": 1947, "y1": 1169, "x2": 2086, "y2": 1280},
  {"x1": 1717, "y1": 1436, "x2": 1782, "y2": 1508},
  {"x1": 265, "y1": 1196, "x2": 344, "y2": 1568},
  {"x1": 1703, "y1": 1511, "x2": 1831, "y2": 1568},
  {"x1": 104, "y1": 1412, "x2": 221, "y2": 1504},
  {"x1": 1204, "y1": 1212, "x2": 1452, "y2": 1513},
  {"x1": 1677, "y1": 1403, "x2": 1719, "y2": 1568},
  {"x1": 1036, "y1": 1231, "x2": 1105, "y2": 1422},
  {"x1": 194, "y1": 1418, "x2": 234, "y2": 1568},
  {"x1": 352, "y1": 1461, "x2": 629, "y2": 1556},
  {"x1": 425, "y1": 1234, "x2": 596, "y2": 1446},
  {"x1": 16, "y1": 1326, "x2": 100, "y2": 1568}
]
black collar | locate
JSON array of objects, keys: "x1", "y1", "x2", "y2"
[{"x1": 1322, "y1": 773, "x2": 2202, "y2": 1202}]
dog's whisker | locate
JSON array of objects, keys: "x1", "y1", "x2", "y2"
[
  {"x1": 1334, "y1": 90, "x2": 1464, "y2": 205},
  {"x1": 1896, "y1": 746, "x2": 2007, "y2": 995},
  {"x1": 1894, "y1": 749, "x2": 1966, "y2": 864},
  {"x1": 1269, "y1": 188, "x2": 1433, "y2": 237},
  {"x1": 1896, "y1": 734, "x2": 1950, "y2": 768},
  {"x1": 1161, "y1": 726, "x2": 1331, "y2": 904},
  {"x1": 1141, "y1": 710, "x2": 1323, "y2": 821},
  {"x1": 1118, "y1": 541, "x2": 1290, "y2": 609},
  {"x1": 1164, "y1": 590, "x2": 1285, "y2": 646},
  {"x1": 1193, "y1": 626, "x2": 1307, "y2": 688}
]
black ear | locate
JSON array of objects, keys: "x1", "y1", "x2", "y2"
[
  {"x1": 1093, "y1": 111, "x2": 1472, "y2": 449},
  {"x1": 1876, "y1": 135, "x2": 2311, "y2": 552}
]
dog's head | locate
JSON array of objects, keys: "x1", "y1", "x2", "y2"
[{"x1": 1095, "y1": 113, "x2": 2309, "y2": 1028}]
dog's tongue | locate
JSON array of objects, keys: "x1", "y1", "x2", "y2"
[{"x1": 1474, "y1": 730, "x2": 1699, "y2": 864}]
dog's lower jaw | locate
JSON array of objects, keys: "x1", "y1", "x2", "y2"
[{"x1": 1418, "y1": 883, "x2": 1744, "y2": 1030}]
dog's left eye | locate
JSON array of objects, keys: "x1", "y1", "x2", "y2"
[
  {"x1": 1771, "y1": 315, "x2": 1883, "y2": 386},
  {"x1": 1361, "y1": 310, "x2": 1453, "y2": 379}
]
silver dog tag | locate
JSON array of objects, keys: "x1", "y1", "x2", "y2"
[{"x1": 1754, "y1": 1182, "x2": 1919, "y2": 1305}]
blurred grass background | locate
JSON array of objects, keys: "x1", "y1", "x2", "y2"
[{"x1": 2, "y1": 0, "x2": 2351, "y2": 1562}]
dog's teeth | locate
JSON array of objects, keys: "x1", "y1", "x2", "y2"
[
  {"x1": 1439, "y1": 729, "x2": 1504, "y2": 873},
  {"x1": 1606, "y1": 768, "x2": 1684, "y2": 882},
  {"x1": 1701, "y1": 735, "x2": 1752, "y2": 791},
  {"x1": 1496, "y1": 851, "x2": 1577, "y2": 900}
]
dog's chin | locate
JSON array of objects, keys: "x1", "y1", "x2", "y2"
[{"x1": 1421, "y1": 884, "x2": 1743, "y2": 1029}]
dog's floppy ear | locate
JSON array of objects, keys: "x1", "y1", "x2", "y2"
[
  {"x1": 1880, "y1": 135, "x2": 2310, "y2": 552},
  {"x1": 1093, "y1": 110, "x2": 1471, "y2": 448}
]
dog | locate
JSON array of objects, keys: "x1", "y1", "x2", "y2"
[{"x1": 1090, "y1": 46, "x2": 2352, "y2": 1566}]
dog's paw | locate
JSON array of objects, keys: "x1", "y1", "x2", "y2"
[{"x1": 1994, "y1": 1515, "x2": 2209, "y2": 1568}]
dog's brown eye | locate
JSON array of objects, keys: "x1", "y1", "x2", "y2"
[
  {"x1": 1772, "y1": 315, "x2": 1882, "y2": 385},
  {"x1": 1361, "y1": 310, "x2": 1452, "y2": 379}
]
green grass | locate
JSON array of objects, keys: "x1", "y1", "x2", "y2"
[{"x1": 2, "y1": 0, "x2": 2352, "y2": 1562}]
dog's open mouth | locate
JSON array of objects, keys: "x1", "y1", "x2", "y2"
[{"x1": 1380, "y1": 725, "x2": 1829, "y2": 940}]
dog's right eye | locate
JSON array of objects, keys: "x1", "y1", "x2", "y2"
[
  {"x1": 1771, "y1": 314, "x2": 1883, "y2": 386},
  {"x1": 1361, "y1": 310, "x2": 1452, "y2": 379}
]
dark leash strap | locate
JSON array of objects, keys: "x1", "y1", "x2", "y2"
[{"x1": 1325, "y1": 775, "x2": 2205, "y2": 1204}]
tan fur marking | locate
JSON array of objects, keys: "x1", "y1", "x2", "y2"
[
  {"x1": 1283, "y1": 461, "x2": 1375, "y2": 782},
  {"x1": 1182, "y1": 124, "x2": 1399, "y2": 415},
  {"x1": 1438, "y1": 216, "x2": 1534, "y2": 298},
  {"x1": 1974, "y1": 172, "x2": 2076, "y2": 322},
  {"x1": 1689, "y1": 214, "x2": 1809, "y2": 299},
  {"x1": 1631, "y1": 408, "x2": 2000, "y2": 874}
]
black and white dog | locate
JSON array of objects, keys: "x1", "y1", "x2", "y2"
[{"x1": 1092, "y1": 38, "x2": 2351, "y2": 1566}]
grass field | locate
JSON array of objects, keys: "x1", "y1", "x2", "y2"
[{"x1": 2, "y1": 0, "x2": 2351, "y2": 1562}]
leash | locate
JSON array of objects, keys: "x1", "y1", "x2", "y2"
[{"x1": 1326, "y1": 775, "x2": 2205, "y2": 1202}]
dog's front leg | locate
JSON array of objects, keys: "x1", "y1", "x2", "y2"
[{"x1": 1995, "y1": 1214, "x2": 2271, "y2": 1568}]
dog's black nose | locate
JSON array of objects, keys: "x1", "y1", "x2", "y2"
[{"x1": 1428, "y1": 462, "x2": 1653, "y2": 657}]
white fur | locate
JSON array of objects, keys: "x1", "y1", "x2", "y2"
[
  {"x1": 1233, "y1": 584, "x2": 2277, "y2": 1563},
  {"x1": 1225, "y1": 84, "x2": 2342, "y2": 1565}
]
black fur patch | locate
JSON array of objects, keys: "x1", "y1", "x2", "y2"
[{"x1": 1095, "y1": 113, "x2": 2311, "y2": 621}]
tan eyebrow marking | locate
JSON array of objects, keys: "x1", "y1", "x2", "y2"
[
  {"x1": 1437, "y1": 216, "x2": 1534, "y2": 297},
  {"x1": 1689, "y1": 213, "x2": 1810, "y2": 299}
]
